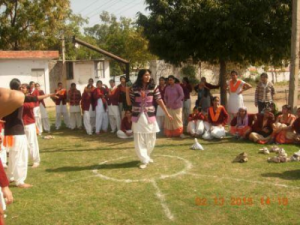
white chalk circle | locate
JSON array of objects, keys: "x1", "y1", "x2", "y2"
[{"x1": 92, "y1": 155, "x2": 193, "y2": 183}]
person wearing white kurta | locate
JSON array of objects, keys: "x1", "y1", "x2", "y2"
[
  {"x1": 108, "y1": 80, "x2": 121, "y2": 132},
  {"x1": 93, "y1": 81, "x2": 107, "y2": 134},
  {"x1": 54, "y1": 83, "x2": 70, "y2": 130},
  {"x1": 226, "y1": 71, "x2": 252, "y2": 118},
  {"x1": 29, "y1": 82, "x2": 43, "y2": 135},
  {"x1": 68, "y1": 84, "x2": 82, "y2": 130},
  {"x1": 187, "y1": 108, "x2": 205, "y2": 136},
  {"x1": 36, "y1": 84, "x2": 51, "y2": 132},
  {"x1": 126, "y1": 69, "x2": 173, "y2": 169}
]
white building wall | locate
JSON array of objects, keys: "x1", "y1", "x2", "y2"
[
  {"x1": 0, "y1": 59, "x2": 51, "y2": 93},
  {"x1": 66, "y1": 61, "x2": 110, "y2": 93}
]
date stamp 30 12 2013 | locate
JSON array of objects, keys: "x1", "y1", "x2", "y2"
[{"x1": 195, "y1": 196, "x2": 289, "y2": 207}]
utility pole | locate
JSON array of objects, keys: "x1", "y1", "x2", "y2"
[
  {"x1": 61, "y1": 34, "x2": 67, "y2": 87},
  {"x1": 289, "y1": 0, "x2": 300, "y2": 112}
]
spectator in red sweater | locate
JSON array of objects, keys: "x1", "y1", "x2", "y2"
[
  {"x1": 35, "y1": 83, "x2": 51, "y2": 133},
  {"x1": 29, "y1": 81, "x2": 43, "y2": 135},
  {"x1": 53, "y1": 82, "x2": 70, "y2": 130},
  {"x1": 187, "y1": 107, "x2": 205, "y2": 137},
  {"x1": 203, "y1": 96, "x2": 229, "y2": 139},
  {"x1": 21, "y1": 84, "x2": 40, "y2": 168},
  {"x1": 68, "y1": 83, "x2": 82, "y2": 130},
  {"x1": 117, "y1": 110, "x2": 133, "y2": 139},
  {"x1": 107, "y1": 79, "x2": 121, "y2": 133}
]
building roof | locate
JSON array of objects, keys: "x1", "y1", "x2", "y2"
[{"x1": 0, "y1": 51, "x2": 59, "y2": 59}]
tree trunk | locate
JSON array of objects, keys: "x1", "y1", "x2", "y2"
[
  {"x1": 289, "y1": 0, "x2": 300, "y2": 112},
  {"x1": 219, "y1": 60, "x2": 227, "y2": 107}
]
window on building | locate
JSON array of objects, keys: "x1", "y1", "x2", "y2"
[
  {"x1": 66, "y1": 62, "x2": 74, "y2": 80},
  {"x1": 95, "y1": 61, "x2": 105, "y2": 79}
]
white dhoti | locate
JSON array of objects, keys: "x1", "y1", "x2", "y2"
[
  {"x1": 132, "y1": 113, "x2": 159, "y2": 164},
  {"x1": 95, "y1": 99, "x2": 104, "y2": 133},
  {"x1": 33, "y1": 106, "x2": 43, "y2": 135},
  {"x1": 156, "y1": 105, "x2": 165, "y2": 130},
  {"x1": 39, "y1": 103, "x2": 50, "y2": 132},
  {"x1": 69, "y1": 105, "x2": 82, "y2": 129},
  {"x1": 24, "y1": 123, "x2": 40, "y2": 164},
  {"x1": 55, "y1": 103, "x2": 70, "y2": 129},
  {"x1": 117, "y1": 130, "x2": 133, "y2": 139},
  {"x1": 102, "y1": 111, "x2": 109, "y2": 132},
  {"x1": 203, "y1": 122, "x2": 226, "y2": 139},
  {"x1": 6, "y1": 135, "x2": 28, "y2": 186},
  {"x1": 108, "y1": 105, "x2": 121, "y2": 132},
  {"x1": 0, "y1": 129, "x2": 7, "y2": 166},
  {"x1": 187, "y1": 120, "x2": 204, "y2": 135}
]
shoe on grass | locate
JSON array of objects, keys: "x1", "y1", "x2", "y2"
[{"x1": 139, "y1": 163, "x2": 148, "y2": 169}]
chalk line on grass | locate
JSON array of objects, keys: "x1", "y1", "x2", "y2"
[
  {"x1": 187, "y1": 172, "x2": 300, "y2": 190},
  {"x1": 151, "y1": 179, "x2": 175, "y2": 221}
]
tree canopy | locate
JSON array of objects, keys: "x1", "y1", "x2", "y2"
[
  {"x1": 84, "y1": 11, "x2": 155, "y2": 75},
  {"x1": 0, "y1": 0, "x2": 85, "y2": 50},
  {"x1": 138, "y1": 0, "x2": 292, "y2": 104}
]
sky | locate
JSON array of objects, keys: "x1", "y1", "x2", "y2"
[{"x1": 70, "y1": 0, "x2": 149, "y2": 27}]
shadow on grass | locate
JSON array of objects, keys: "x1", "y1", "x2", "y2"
[
  {"x1": 261, "y1": 170, "x2": 300, "y2": 180},
  {"x1": 45, "y1": 160, "x2": 140, "y2": 172},
  {"x1": 40, "y1": 146, "x2": 133, "y2": 153}
]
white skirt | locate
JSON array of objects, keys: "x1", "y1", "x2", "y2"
[
  {"x1": 227, "y1": 92, "x2": 244, "y2": 114},
  {"x1": 132, "y1": 113, "x2": 160, "y2": 134}
]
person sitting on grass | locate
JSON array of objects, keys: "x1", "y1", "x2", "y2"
[
  {"x1": 274, "y1": 107, "x2": 300, "y2": 144},
  {"x1": 268, "y1": 104, "x2": 296, "y2": 144},
  {"x1": 187, "y1": 107, "x2": 205, "y2": 137},
  {"x1": 230, "y1": 107, "x2": 254, "y2": 140},
  {"x1": 117, "y1": 110, "x2": 133, "y2": 139},
  {"x1": 203, "y1": 96, "x2": 229, "y2": 140},
  {"x1": 249, "y1": 107, "x2": 275, "y2": 144}
]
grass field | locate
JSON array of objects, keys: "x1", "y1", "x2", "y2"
[{"x1": 5, "y1": 111, "x2": 300, "y2": 225}]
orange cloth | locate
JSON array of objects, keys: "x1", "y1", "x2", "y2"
[{"x1": 229, "y1": 80, "x2": 242, "y2": 93}]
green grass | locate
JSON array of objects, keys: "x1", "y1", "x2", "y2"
[{"x1": 5, "y1": 111, "x2": 300, "y2": 225}]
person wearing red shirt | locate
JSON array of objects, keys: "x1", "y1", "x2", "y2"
[
  {"x1": 35, "y1": 83, "x2": 51, "y2": 133},
  {"x1": 93, "y1": 80, "x2": 108, "y2": 134},
  {"x1": 68, "y1": 83, "x2": 82, "y2": 130},
  {"x1": 107, "y1": 79, "x2": 121, "y2": 133},
  {"x1": 53, "y1": 82, "x2": 70, "y2": 130},
  {"x1": 81, "y1": 79, "x2": 95, "y2": 135},
  {"x1": 117, "y1": 110, "x2": 133, "y2": 139},
  {"x1": 187, "y1": 107, "x2": 205, "y2": 137},
  {"x1": 21, "y1": 84, "x2": 40, "y2": 168},
  {"x1": 29, "y1": 81, "x2": 43, "y2": 135},
  {"x1": 203, "y1": 96, "x2": 229, "y2": 139}
]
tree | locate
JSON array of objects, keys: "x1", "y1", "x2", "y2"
[
  {"x1": 84, "y1": 11, "x2": 155, "y2": 76},
  {"x1": 0, "y1": 0, "x2": 85, "y2": 51},
  {"x1": 138, "y1": 0, "x2": 292, "y2": 106}
]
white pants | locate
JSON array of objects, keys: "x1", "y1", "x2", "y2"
[
  {"x1": 83, "y1": 107, "x2": 96, "y2": 135},
  {"x1": 203, "y1": 122, "x2": 226, "y2": 139},
  {"x1": 24, "y1": 124, "x2": 40, "y2": 164},
  {"x1": 0, "y1": 145, "x2": 7, "y2": 166},
  {"x1": 40, "y1": 103, "x2": 50, "y2": 132},
  {"x1": 7, "y1": 135, "x2": 28, "y2": 185},
  {"x1": 56, "y1": 103, "x2": 70, "y2": 129},
  {"x1": 108, "y1": 105, "x2": 121, "y2": 132},
  {"x1": 183, "y1": 99, "x2": 191, "y2": 126},
  {"x1": 102, "y1": 111, "x2": 109, "y2": 132},
  {"x1": 69, "y1": 106, "x2": 82, "y2": 129},
  {"x1": 134, "y1": 133, "x2": 156, "y2": 164},
  {"x1": 187, "y1": 120, "x2": 204, "y2": 135},
  {"x1": 33, "y1": 106, "x2": 43, "y2": 135},
  {"x1": 95, "y1": 100, "x2": 105, "y2": 133},
  {"x1": 117, "y1": 130, "x2": 133, "y2": 139},
  {"x1": 156, "y1": 105, "x2": 165, "y2": 130}
]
